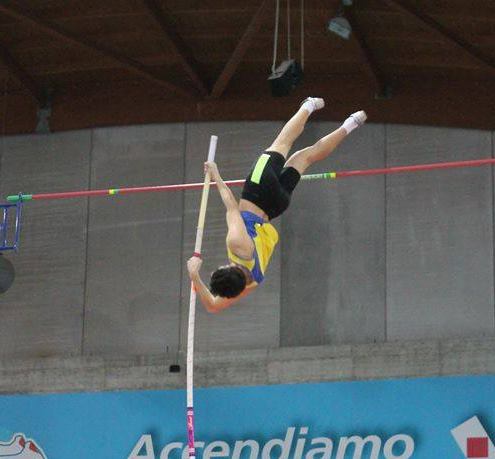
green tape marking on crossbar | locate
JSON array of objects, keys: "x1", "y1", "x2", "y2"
[
  {"x1": 109, "y1": 189, "x2": 119, "y2": 195},
  {"x1": 301, "y1": 172, "x2": 336, "y2": 180},
  {"x1": 250, "y1": 153, "x2": 271, "y2": 184},
  {"x1": 7, "y1": 194, "x2": 32, "y2": 202}
]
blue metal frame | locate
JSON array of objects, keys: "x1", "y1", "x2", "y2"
[{"x1": 0, "y1": 196, "x2": 23, "y2": 252}]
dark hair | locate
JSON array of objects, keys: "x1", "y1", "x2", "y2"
[{"x1": 209, "y1": 266, "x2": 247, "y2": 298}]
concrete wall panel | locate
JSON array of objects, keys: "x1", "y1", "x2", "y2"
[
  {"x1": 280, "y1": 122, "x2": 386, "y2": 346},
  {"x1": 0, "y1": 131, "x2": 91, "y2": 357},
  {"x1": 84, "y1": 124, "x2": 185, "y2": 355},
  {"x1": 386, "y1": 125, "x2": 494, "y2": 339}
]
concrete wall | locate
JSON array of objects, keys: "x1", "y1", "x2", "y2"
[
  {"x1": 0, "y1": 122, "x2": 494, "y2": 361},
  {"x1": 0, "y1": 337, "x2": 493, "y2": 394},
  {"x1": 84, "y1": 125, "x2": 185, "y2": 356},
  {"x1": 386, "y1": 126, "x2": 494, "y2": 340},
  {"x1": 0, "y1": 132, "x2": 90, "y2": 357}
]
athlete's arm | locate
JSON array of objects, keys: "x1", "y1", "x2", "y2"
[
  {"x1": 205, "y1": 162, "x2": 254, "y2": 258},
  {"x1": 205, "y1": 161, "x2": 238, "y2": 212},
  {"x1": 187, "y1": 257, "x2": 252, "y2": 313}
]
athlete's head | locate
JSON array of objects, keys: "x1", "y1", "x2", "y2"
[{"x1": 209, "y1": 265, "x2": 246, "y2": 298}]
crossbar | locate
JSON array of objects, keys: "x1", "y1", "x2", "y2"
[{"x1": 6, "y1": 158, "x2": 495, "y2": 203}]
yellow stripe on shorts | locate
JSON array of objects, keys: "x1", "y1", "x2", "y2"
[{"x1": 250, "y1": 153, "x2": 271, "y2": 185}]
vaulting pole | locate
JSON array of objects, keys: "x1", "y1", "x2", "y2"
[
  {"x1": 7, "y1": 158, "x2": 495, "y2": 203},
  {"x1": 186, "y1": 135, "x2": 217, "y2": 459}
]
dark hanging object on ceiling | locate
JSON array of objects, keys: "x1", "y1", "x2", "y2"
[
  {"x1": 269, "y1": 0, "x2": 304, "y2": 97},
  {"x1": 0, "y1": 254, "x2": 15, "y2": 294},
  {"x1": 269, "y1": 60, "x2": 303, "y2": 97}
]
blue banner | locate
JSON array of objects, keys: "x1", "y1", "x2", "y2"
[{"x1": 0, "y1": 375, "x2": 493, "y2": 458}]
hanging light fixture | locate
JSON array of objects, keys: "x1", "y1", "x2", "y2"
[{"x1": 268, "y1": 0, "x2": 304, "y2": 97}]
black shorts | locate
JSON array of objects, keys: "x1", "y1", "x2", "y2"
[{"x1": 241, "y1": 151, "x2": 301, "y2": 220}]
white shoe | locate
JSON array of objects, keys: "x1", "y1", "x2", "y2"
[
  {"x1": 0, "y1": 434, "x2": 25, "y2": 456},
  {"x1": 301, "y1": 97, "x2": 325, "y2": 112},
  {"x1": 349, "y1": 110, "x2": 367, "y2": 126}
]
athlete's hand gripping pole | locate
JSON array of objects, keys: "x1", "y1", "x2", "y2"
[{"x1": 186, "y1": 135, "x2": 217, "y2": 459}]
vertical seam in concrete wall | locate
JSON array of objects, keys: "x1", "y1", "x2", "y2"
[
  {"x1": 279, "y1": 218, "x2": 282, "y2": 348},
  {"x1": 80, "y1": 129, "x2": 94, "y2": 355},
  {"x1": 0, "y1": 135, "x2": 3, "y2": 186},
  {"x1": 492, "y1": 130, "x2": 495, "y2": 333},
  {"x1": 278, "y1": 120, "x2": 287, "y2": 347},
  {"x1": 279, "y1": 184, "x2": 284, "y2": 348},
  {"x1": 175, "y1": 122, "x2": 188, "y2": 360},
  {"x1": 384, "y1": 123, "x2": 388, "y2": 342}
]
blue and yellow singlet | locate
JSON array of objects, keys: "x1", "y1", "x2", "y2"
[{"x1": 227, "y1": 211, "x2": 279, "y2": 286}]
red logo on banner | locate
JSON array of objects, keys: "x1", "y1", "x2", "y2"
[
  {"x1": 451, "y1": 417, "x2": 494, "y2": 458},
  {"x1": 467, "y1": 437, "x2": 489, "y2": 458},
  {"x1": 0, "y1": 433, "x2": 47, "y2": 458}
]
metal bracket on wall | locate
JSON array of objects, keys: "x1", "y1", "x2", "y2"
[{"x1": 0, "y1": 198, "x2": 22, "y2": 252}]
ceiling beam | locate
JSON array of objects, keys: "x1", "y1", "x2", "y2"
[
  {"x1": 0, "y1": 3, "x2": 193, "y2": 98},
  {"x1": 3, "y1": 74, "x2": 495, "y2": 134},
  {"x1": 142, "y1": 0, "x2": 208, "y2": 97},
  {"x1": 210, "y1": 0, "x2": 271, "y2": 99},
  {"x1": 0, "y1": 45, "x2": 45, "y2": 106},
  {"x1": 343, "y1": 6, "x2": 388, "y2": 97},
  {"x1": 382, "y1": 0, "x2": 495, "y2": 72}
]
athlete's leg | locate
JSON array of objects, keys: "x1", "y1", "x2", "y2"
[
  {"x1": 284, "y1": 110, "x2": 366, "y2": 175},
  {"x1": 266, "y1": 97, "x2": 324, "y2": 158}
]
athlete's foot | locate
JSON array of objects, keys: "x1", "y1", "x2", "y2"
[
  {"x1": 342, "y1": 110, "x2": 367, "y2": 134},
  {"x1": 300, "y1": 97, "x2": 325, "y2": 114}
]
